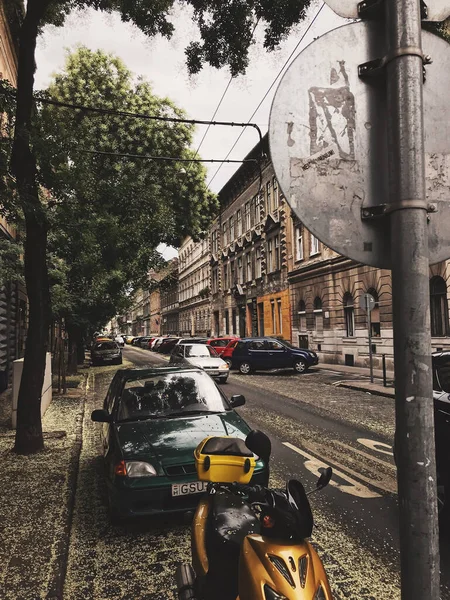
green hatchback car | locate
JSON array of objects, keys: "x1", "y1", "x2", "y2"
[{"x1": 91, "y1": 366, "x2": 268, "y2": 520}]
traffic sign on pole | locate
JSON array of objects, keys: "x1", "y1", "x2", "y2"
[
  {"x1": 359, "y1": 293, "x2": 375, "y2": 312},
  {"x1": 269, "y1": 21, "x2": 450, "y2": 269},
  {"x1": 323, "y1": 0, "x2": 450, "y2": 20},
  {"x1": 269, "y1": 2, "x2": 442, "y2": 597}
]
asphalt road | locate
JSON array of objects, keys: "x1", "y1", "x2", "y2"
[{"x1": 76, "y1": 345, "x2": 450, "y2": 600}]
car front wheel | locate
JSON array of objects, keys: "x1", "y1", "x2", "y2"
[
  {"x1": 224, "y1": 358, "x2": 232, "y2": 368},
  {"x1": 293, "y1": 359, "x2": 308, "y2": 374},
  {"x1": 239, "y1": 362, "x2": 252, "y2": 375}
]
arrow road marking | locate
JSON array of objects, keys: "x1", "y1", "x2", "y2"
[
  {"x1": 357, "y1": 438, "x2": 394, "y2": 456},
  {"x1": 283, "y1": 441, "x2": 381, "y2": 499}
]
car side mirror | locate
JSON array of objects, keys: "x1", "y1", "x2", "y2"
[
  {"x1": 229, "y1": 394, "x2": 245, "y2": 408},
  {"x1": 245, "y1": 429, "x2": 271, "y2": 463},
  {"x1": 91, "y1": 409, "x2": 111, "y2": 423}
]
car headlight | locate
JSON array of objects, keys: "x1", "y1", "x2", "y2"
[
  {"x1": 264, "y1": 585, "x2": 288, "y2": 600},
  {"x1": 313, "y1": 584, "x2": 327, "y2": 600},
  {"x1": 125, "y1": 461, "x2": 157, "y2": 477},
  {"x1": 219, "y1": 363, "x2": 229, "y2": 370}
]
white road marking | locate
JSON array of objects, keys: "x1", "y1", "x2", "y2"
[
  {"x1": 357, "y1": 438, "x2": 394, "y2": 456},
  {"x1": 283, "y1": 441, "x2": 381, "y2": 499},
  {"x1": 334, "y1": 440, "x2": 396, "y2": 471}
]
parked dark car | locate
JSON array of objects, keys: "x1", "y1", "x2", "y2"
[
  {"x1": 131, "y1": 337, "x2": 143, "y2": 346},
  {"x1": 157, "y1": 337, "x2": 180, "y2": 354},
  {"x1": 139, "y1": 336, "x2": 152, "y2": 348},
  {"x1": 231, "y1": 337, "x2": 318, "y2": 374},
  {"x1": 91, "y1": 366, "x2": 268, "y2": 520},
  {"x1": 91, "y1": 340, "x2": 122, "y2": 366},
  {"x1": 432, "y1": 352, "x2": 450, "y2": 526}
]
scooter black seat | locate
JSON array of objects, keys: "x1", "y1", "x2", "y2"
[
  {"x1": 203, "y1": 491, "x2": 260, "y2": 600},
  {"x1": 207, "y1": 491, "x2": 260, "y2": 554}
]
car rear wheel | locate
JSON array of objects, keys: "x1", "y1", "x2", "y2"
[
  {"x1": 293, "y1": 359, "x2": 307, "y2": 374},
  {"x1": 239, "y1": 362, "x2": 252, "y2": 375}
]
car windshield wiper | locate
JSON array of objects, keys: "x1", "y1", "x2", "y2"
[
  {"x1": 165, "y1": 409, "x2": 223, "y2": 417},
  {"x1": 117, "y1": 415, "x2": 160, "y2": 423}
]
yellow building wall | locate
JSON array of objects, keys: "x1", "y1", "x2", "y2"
[{"x1": 259, "y1": 289, "x2": 291, "y2": 341}]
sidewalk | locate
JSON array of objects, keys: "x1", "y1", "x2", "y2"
[{"x1": 317, "y1": 362, "x2": 396, "y2": 398}]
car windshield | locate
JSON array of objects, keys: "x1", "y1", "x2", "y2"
[
  {"x1": 184, "y1": 344, "x2": 218, "y2": 358},
  {"x1": 117, "y1": 371, "x2": 228, "y2": 421},
  {"x1": 279, "y1": 340, "x2": 297, "y2": 349},
  {"x1": 94, "y1": 341, "x2": 117, "y2": 350}
]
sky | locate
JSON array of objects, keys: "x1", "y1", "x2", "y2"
[{"x1": 35, "y1": 1, "x2": 344, "y2": 257}]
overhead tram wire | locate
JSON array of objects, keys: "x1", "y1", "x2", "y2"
[
  {"x1": 75, "y1": 148, "x2": 259, "y2": 166},
  {"x1": 191, "y1": 17, "x2": 261, "y2": 166},
  {"x1": 0, "y1": 88, "x2": 263, "y2": 147},
  {"x1": 206, "y1": 1, "x2": 325, "y2": 189}
]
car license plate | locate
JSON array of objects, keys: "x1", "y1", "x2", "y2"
[{"x1": 171, "y1": 481, "x2": 207, "y2": 497}]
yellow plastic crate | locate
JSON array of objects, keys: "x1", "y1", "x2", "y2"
[{"x1": 194, "y1": 436, "x2": 256, "y2": 483}]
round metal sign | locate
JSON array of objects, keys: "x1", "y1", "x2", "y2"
[
  {"x1": 359, "y1": 293, "x2": 375, "y2": 312},
  {"x1": 323, "y1": 0, "x2": 450, "y2": 20},
  {"x1": 269, "y1": 22, "x2": 450, "y2": 269}
]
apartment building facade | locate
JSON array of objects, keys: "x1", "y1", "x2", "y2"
[
  {"x1": 178, "y1": 237, "x2": 211, "y2": 337},
  {"x1": 210, "y1": 135, "x2": 292, "y2": 341},
  {"x1": 160, "y1": 258, "x2": 179, "y2": 335},
  {"x1": 0, "y1": 1, "x2": 27, "y2": 390}
]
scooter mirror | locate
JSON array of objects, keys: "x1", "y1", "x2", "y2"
[
  {"x1": 245, "y1": 430, "x2": 271, "y2": 463},
  {"x1": 316, "y1": 467, "x2": 333, "y2": 490}
]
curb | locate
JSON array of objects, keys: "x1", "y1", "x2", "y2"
[
  {"x1": 45, "y1": 374, "x2": 88, "y2": 600},
  {"x1": 337, "y1": 382, "x2": 395, "y2": 399}
]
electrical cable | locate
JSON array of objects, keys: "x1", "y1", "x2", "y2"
[
  {"x1": 206, "y1": 1, "x2": 325, "y2": 189},
  {"x1": 75, "y1": 148, "x2": 259, "y2": 165},
  {"x1": 192, "y1": 18, "x2": 261, "y2": 165}
]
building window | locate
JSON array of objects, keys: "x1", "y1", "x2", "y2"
[
  {"x1": 212, "y1": 267, "x2": 218, "y2": 293},
  {"x1": 255, "y1": 246, "x2": 261, "y2": 278},
  {"x1": 271, "y1": 301, "x2": 276, "y2": 333},
  {"x1": 230, "y1": 259, "x2": 235, "y2": 286},
  {"x1": 223, "y1": 263, "x2": 229, "y2": 290},
  {"x1": 367, "y1": 288, "x2": 381, "y2": 337},
  {"x1": 229, "y1": 216, "x2": 235, "y2": 241},
  {"x1": 222, "y1": 222, "x2": 227, "y2": 246},
  {"x1": 246, "y1": 252, "x2": 252, "y2": 282},
  {"x1": 298, "y1": 299, "x2": 307, "y2": 332},
  {"x1": 238, "y1": 256, "x2": 243, "y2": 284},
  {"x1": 232, "y1": 308, "x2": 237, "y2": 335},
  {"x1": 225, "y1": 310, "x2": 229, "y2": 335},
  {"x1": 266, "y1": 180, "x2": 272, "y2": 214},
  {"x1": 273, "y1": 177, "x2": 279, "y2": 208},
  {"x1": 250, "y1": 196, "x2": 257, "y2": 226},
  {"x1": 267, "y1": 238, "x2": 274, "y2": 272},
  {"x1": 256, "y1": 194, "x2": 264, "y2": 223},
  {"x1": 211, "y1": 230, "x2": 218, "y2": 255},
  {"x1": 310, "y1": 234, "x2": 319, "y2": 256},
  {"x1": 295, "y1": 225, "x2": 303, "y2": 261},
  {"x1": 274, "y1": 234, "x2": 281, "y2": 270},
  {"x1": 313, "y1": 296, "x2": 323, "y2": 334},
  {"x1": 236, "y1": 210, "x2": 242, "y2": 237},
  {"x1": 244, "y1": 202, "x2": 251, "y2": 231},
  {"x1": 430, "y1": 276, "x2": 449, "y2": 337},
  {"x1": 277, "y1": 299, "x2": 282, "y2": 334},
  {"x1": 344, "y1": 293, "x2": 355, "y2": 337}
]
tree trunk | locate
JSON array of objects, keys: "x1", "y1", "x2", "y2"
[
  {"x1": 67, "y1": 326, "x2": 78, "y2": 375},
  {"x1": 11, "y1": 1, "x2": 52, "y2": 455}
]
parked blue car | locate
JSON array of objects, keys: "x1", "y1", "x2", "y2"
[{"x1": 231, "y1": 337, "x2": 318, "y2": 375}]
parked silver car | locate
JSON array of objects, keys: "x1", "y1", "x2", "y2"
[
  {"x1": 169, "y1": 343, "x2": 229, "y2": 383},
  {"x1": 91, "y1": 340, "x2": 122, "y2": 366}
]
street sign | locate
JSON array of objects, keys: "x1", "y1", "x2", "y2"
[
  {"x1": 359, "y1": 293, "x2": 375, "y2": 311},
  {"x1": 269, "y1": 21, "x2": 450, "y2": 269},
  {"x1": 323, "y1": 0, "x2": 450, "y2": 20}
]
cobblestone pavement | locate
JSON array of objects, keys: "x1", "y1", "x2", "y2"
[{"x1": 230, "y1": 370, "x2": 395, "y2": 440}]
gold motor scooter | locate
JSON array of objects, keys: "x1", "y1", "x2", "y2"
[{"x1": 176, "y1": 430, "x2": 333, "y2": 600}]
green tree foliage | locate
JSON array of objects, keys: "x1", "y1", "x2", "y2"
[{"x1": 37, "y1": 47, "x2": 216, "y2": 338}]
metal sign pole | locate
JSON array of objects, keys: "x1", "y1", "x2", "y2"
[
  {"x1": 386, "y1": 0, "x2": 440, "y2": 597},
  {"x1": 366, "y1": 295, "x2": 374, "y2": 383}
]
